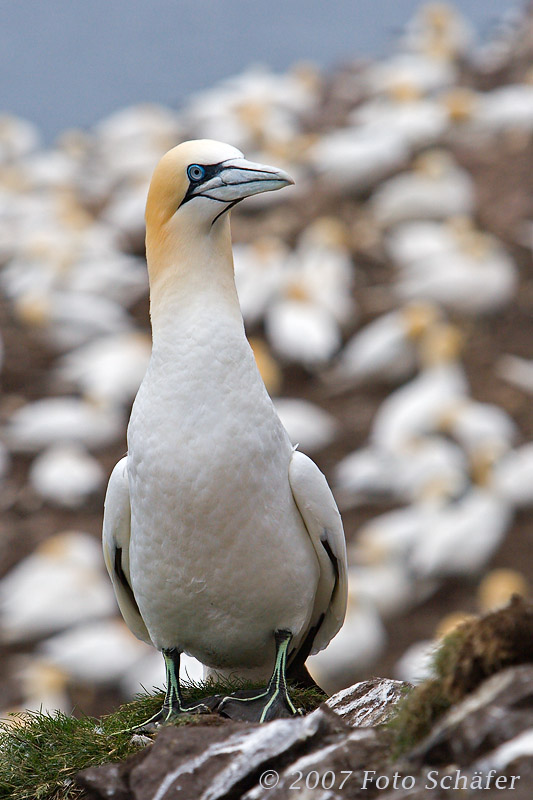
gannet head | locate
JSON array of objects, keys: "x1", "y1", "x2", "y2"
[{"x1": 145, "y1": 139, "x2": 294, "y2": 232}]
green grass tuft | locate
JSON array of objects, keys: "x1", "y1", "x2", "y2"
[{"x1": 0, "y1": 679, "x2": 324, "y2": 800}]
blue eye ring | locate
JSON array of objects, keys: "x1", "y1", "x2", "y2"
[{"x1": 187, "y1": 164, "x2": 205, "y2": 182}]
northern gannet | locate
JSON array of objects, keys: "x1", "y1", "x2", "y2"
[
  {"x1": 103, "y1": 139, "x2": 347, "y2": 724},
  {"x1": 371, "y1": 150, "x2": 475, "y2": 227},
  {"x1": 29, "y1": 442, "x2": 104, "y2": 508},
  {"x1": 477, "y1": 569, "x2": 529, "y2": 613},
  {"x1": 56, "y1": 332, "x2": 151, "y2": 409},
  {"x1": 0, "y1": 532, "x2": 116, "y2": 643},
  {"x1": 4, "y1": 396, "x2": 124, "y2": 453},
  {"x1": 272, "y1": 398, "x2": 339, "y2": 454}
]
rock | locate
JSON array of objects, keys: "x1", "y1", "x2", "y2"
[
  {"x1": 77, "y1": 747, "x2": 148, "y2": 800},
  {"x1": 326, "y1": 677, "x2": 410, "y2": 727},
  {"x1": 243, "y1": 725, "x2": 382, "y2": 800},
  {"x1": 77, "y1": 708, "x2": 359, "y2": 800},
  {"x1": 408, "y1": 664, "x2": 533, "y2": 767}
]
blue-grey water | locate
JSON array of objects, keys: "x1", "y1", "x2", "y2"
[{"x1": 0, "y1": 0, "x2": 522, "y2": 143}]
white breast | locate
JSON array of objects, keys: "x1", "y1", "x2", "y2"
[{"x1": 127, "y1": 303, "x2": 318, "y2": 672}]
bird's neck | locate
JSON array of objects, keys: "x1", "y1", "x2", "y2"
[{"x1": 146, "y1": 214, "x2": 243, "y2": 345}]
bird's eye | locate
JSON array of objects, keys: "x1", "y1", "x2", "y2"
[{"x1": 187, "y1": 164, "x2": 205, "y2": 182}]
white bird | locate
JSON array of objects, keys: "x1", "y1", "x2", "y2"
[
  {"x1": 272, "y1": 398, "x2": 339, "y2": 454},
  {"x1": 55, "y1": 332, "x2": 152, "y2": 408},
  {"x1": 29, "y1": 443, "x2": 105, "y2": 508},
  {"x1": 365, "y1": 52, "x2": 457, "y2": 97},
  {"x1": 346, "y1": 562, "x2": 423, "y2": 618},
  {"x1": 102, "y1": 140, "x2": 347, "y2": 725},
  {"x1": 14, "y1": 289, "x2": 134, "y2": 352},
  {"x1": 386, "y1": 219, "x2": 458, "y2": 268},
  {"x1": 409, "y1": 487, "x2": 513, "y2": 579},
  {"x1": 327, "y1": 301, "x2": 441, "y2": 389},
  {"x1": 334, "y1": 446, "x2": 400, "y2": 508},
  {"x1": 401, "y1": 2, "x2": 474, "y2": 61},
  {"x1": 350, "y1": 96, "x2": 448, "y2": 152},
  {"x1": 0, "y1": 531, "x2": 116, "y2": 643},
  {"x1": 371, "y1": 324, "x2": 468, "y2": 451},
  {"x1": 233, "y1": 237, "x2": 288, "y2": 326},
  {"x1": 491, "y1": 443, "x2": 533, "y2": 508},
  {"x1": 308, "y1": 126, "x2": 409, "y2": 193},
  {"x1": 440, "y1": 399, "x2": 517, "y2": 464},
  {"x1": 497, "y1": 354, "x2": 533, "y2": 395},
  {"x1": 264, "y1": 217, "x2": 355, "y2": 368},
  {"x1": 39, "y1": 619, "x2": 152, "y2": 686},
  {"x1": 395, "y1": 639, "x2": 435, "y2": 684},
  {"x1": 473, "y1": 84, "x2": 533, "y2": 134},
  {"x1": 335, "y1": 435, "x2": 468, "y2": 510},
  {"x1": 371, "y1": 150, "x2": 475, "y2": 227},
  {"x1": 8, "y1": 657, "x2": 71, "y2": 715},
  {"x1": 0, "y1": 114, "x2": 40, "y2": 162},
  {"x1": 265, "y1": 298, "x2": 342, "y2": 367},
  {"x1": 355, "y1": 500, "x2": 441, "y2": 566},
  {"x1": 394, "y1": 222, "x2": 517, "y2": 316},
  {"x1": 3, "y1": 396, "x2": 124, "y2": 453}
]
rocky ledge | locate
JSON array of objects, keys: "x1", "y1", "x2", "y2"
[{"x1": 78, "y1": 600, "x2": 533, "y2": 799}]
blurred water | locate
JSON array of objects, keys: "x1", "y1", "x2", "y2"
[{"x1": 0, "y1": 0, "x2": 521, "y2": 142}]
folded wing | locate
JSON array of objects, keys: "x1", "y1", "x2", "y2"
[
  {"x1": 102, "y1": 455, "x2": 152, "y2": 645},
  {"x1": 288, "y1": 449, "x2": 348, "y2": 656}
]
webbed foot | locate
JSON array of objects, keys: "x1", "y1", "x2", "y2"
[
  {"x1": 218, "y1": 630, "x2": 302, "y2": 723},
  {"x1": 135, "y1": 694, "x2": 220, "y2": 733},
  {"x1": 218, "y1": 685, "x2": 302, "y2": 722}
]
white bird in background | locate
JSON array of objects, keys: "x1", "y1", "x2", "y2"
[
  {"x1": 394, "y1": 220, "x2": 517, "y2": 316},
  {"x1": 8, "y1": 657, "x2": 71, "y2": 716},
  {"x1": 0, "y1": 531, "x2": 116, "y2": 643},
  {"x1": 335, "y1": 434, "x2": 467, "y2": 509},
  {"x1": 0, "y1": 113, "x2": 40, "y2": 162},
  {"x1": 371, "y1": 323, "x2": 468, "y2": 451},
  {"x1": 497, "y1": 354, "x2": 533, "y2": 395},
  {"x1": 365, "y1": 52, "x2": 457, "y2": 97},
  {"x1": 39, "y1": 618, "x2": 152, "y2": 686},
  {"x1": 233, "y1": 237, "x2": 288, "y2": 326},
  {"x1": 29, "y1": 442, "x2": 104, "y2": 508},
  {"x1": 408, "y1": 486, "x2": 513, "y2": 579},
  {"x1": 55, "y1": 331, "x2": 152, "y2": 408},
  {"x1": 264, "y1": 218, "x2": 355, "y2": 368},
  {"x1": 3, "y1": 396, "x2": 124, "y2": 453},
  {"x1": 327, "y1": 301, "x2": 441, "y2": 389},
  {"x1": 402, "y1": 2, "x2": 474, "y2": 61},
  {"x1": 273, "y1": 398, "x2": 339, "y2": 454},
  {"x1": 371, "y1": 150, "x2": 475, "y2": 228},
  {"x1": 102, "y1": 140, "x2": 347, "y2": 726},
  {"x1": 308, "y1": 126, "x2": 409, "y2": 194},
  {"x1": 491, "y1": 443, "x2": 533, "y2": 508}
]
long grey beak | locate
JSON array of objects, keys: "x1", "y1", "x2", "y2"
[{"x1": 193, "y1": 158, "x2": 294, "y2": 202}]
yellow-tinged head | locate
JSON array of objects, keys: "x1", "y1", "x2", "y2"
[
  {"x1": 144, "y1": 140, "x2": 293, "y2": 304},
  {"x1": 146, "y1": 138, "x2": 293, "y2": 239}
]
